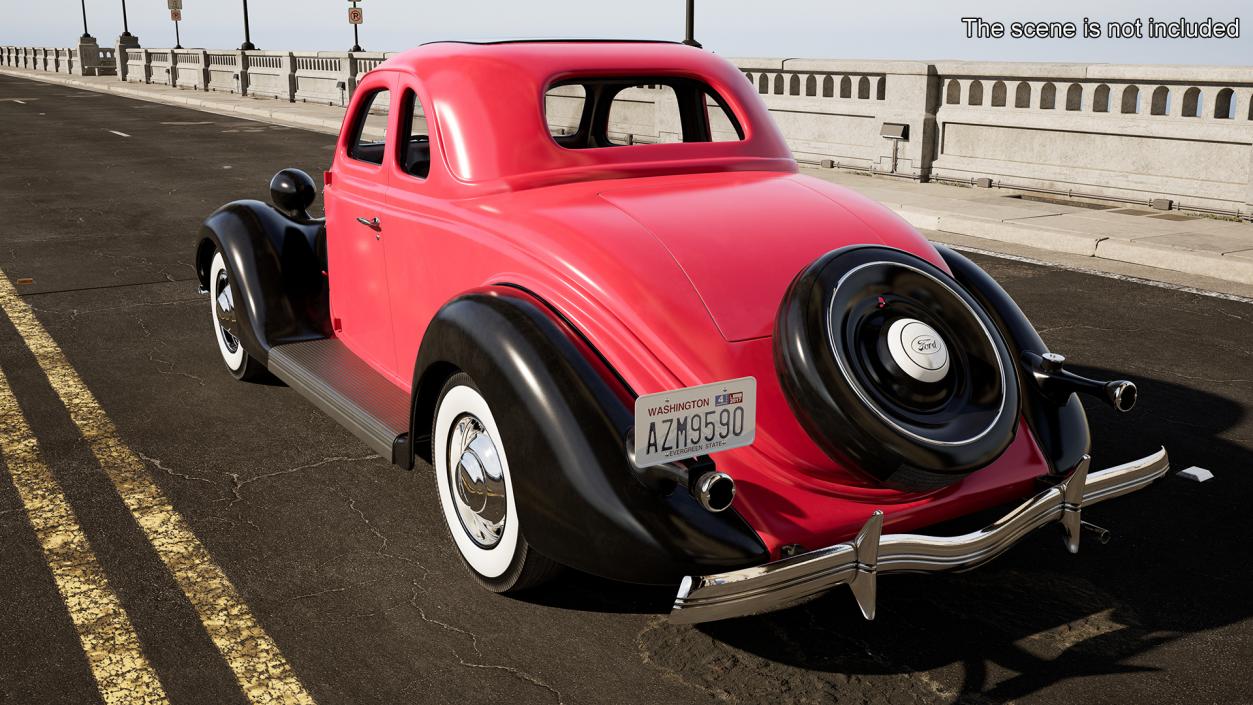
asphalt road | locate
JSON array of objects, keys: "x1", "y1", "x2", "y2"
[{"x1": 1, "y1": 73, "x2": 1250, "y2": 705}]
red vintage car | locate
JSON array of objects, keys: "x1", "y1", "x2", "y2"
[{"x1": 196, "y1": 40, "x2": 1167, "y2": 623}]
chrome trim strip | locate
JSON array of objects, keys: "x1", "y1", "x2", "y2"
[{"x1": 670, "y1": 447, "x2": 1169, "y2": 624}]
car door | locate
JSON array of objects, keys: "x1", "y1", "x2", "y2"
[
  {"x1": 380, "y1": 81, "x2": 449, "y2": 378},
  {"x1": 324, "y1": 72, "x2": 401, "y2": 381}
]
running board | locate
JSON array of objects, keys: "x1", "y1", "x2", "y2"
[{"x1": 267, "y1": 339, "x2": 412, "y2": 468}]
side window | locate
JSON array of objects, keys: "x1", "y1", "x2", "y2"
[
  {"x1": 397, "y1": 89, "x2": 430, "y2": 179},
  {"x1": 349, "y1": 89, "x2": 390, "y2": 165}
]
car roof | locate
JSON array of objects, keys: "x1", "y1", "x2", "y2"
[
  {"x1": 366, "y1": 41, "x2": 795, "y2": 195},
  {"x1": 379, "y1": 39, "x2": 725, "y2": 76}
]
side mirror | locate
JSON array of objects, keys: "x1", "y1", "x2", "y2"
[{"x1": 270, "y1": 168, "x2": 317, "y2": 219}]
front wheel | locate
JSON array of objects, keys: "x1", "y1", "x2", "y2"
[
  {"x1": 432, "y1": 372, "x2": 560, "y2": 593},
  {"x1": 208, "y1": 251, "x2": 267, "y2": 382}
]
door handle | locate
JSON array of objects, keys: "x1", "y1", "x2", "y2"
[{"x1": 356, "y1": 216, "x2": 381, "y2": 231}]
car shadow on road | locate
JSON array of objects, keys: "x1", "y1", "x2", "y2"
[{"x1": 634, "y1": 369, "x2": 1250, "y2": 703}]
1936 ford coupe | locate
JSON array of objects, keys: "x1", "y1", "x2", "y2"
[{"x1": 196, "y1": 40, "x2": 1168, "y2": 623}]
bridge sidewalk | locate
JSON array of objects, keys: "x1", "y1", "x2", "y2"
[{"x1": 5, "y1": 66, "x2": 1252, "y2": 296}]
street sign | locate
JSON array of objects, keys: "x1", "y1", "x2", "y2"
[
  {"x1": 348, "y1": 7, "x2": 363, "y2": 24},
  {"x1": 170, "y1": 9, "x2": 182, "y2": 21},
  {"x1": 167, "y1": 0, "x2": 182, "y2": 9}
]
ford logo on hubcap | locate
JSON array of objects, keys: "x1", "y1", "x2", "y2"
[
  {"x1": 912, "y1": 336, "x2": 939, "y2": 354},
  {"x1": 886, "y1": 319, "x2": 950, "y2": 384}
]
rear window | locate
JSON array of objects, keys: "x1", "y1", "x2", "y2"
[{"x1": 545, "y1": 77, "x2": 744, "y2": 149}]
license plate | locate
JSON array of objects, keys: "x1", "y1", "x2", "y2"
[{"x1": 634, "y1": 377, "x2": 756, "y2": 467}]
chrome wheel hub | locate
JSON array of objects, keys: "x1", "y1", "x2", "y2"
[
  {"x1": 214, "y1": 269, "x2": 240, "y2": 354},
  {"x1": 447, "y1": 415, "x2": 507, "y2": 548}
]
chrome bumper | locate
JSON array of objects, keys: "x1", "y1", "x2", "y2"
[{"x1": 670, "y1": 448, "x2": 1169, "y2": 624}]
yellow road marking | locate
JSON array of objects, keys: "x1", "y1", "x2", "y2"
[
  {"x1": 0, "y1": 270, "x2": 316, "y2": 705},
  {"x1": 0, "y1": 365, "x2": 169, "y2": 705}
]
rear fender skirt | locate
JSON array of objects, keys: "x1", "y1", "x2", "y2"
[
  {"x1": 936, "y1": 246, "x2": 1090, "y2": 474},
  {"x1": 195, "y1": 200, "x2": 331, "y2": 363},
  {"x1": 410, "y1": 287, "x2": 769, "y2": 584}
]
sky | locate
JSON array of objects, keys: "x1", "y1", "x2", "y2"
[{"x1": 6, "y1": 0, "x2": 1251, "y2": 65}]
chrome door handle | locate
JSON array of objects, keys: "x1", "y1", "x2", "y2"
[{"x1": 356, "y1": 216, "x2": 381, "y2": 231}]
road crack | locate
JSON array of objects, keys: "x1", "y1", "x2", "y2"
[
  {"x1": 138, "y1": 452, "x2": 215, "y2": 485},
  {"x1": 406, "y1": 584, "x2": 565, "y2": 705},
  {"x1": 222, "y1": 454, "x2": 377, "y2": 509}
]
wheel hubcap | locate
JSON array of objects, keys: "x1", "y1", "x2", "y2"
[
  {"x1": 447, "y1": 415, "x2": 507, "y2": 548},
  {"x1": 214, "y1": 269, "x2": 240, "y2": 354},
  {"x1": 886, "y1": 318, "x2": 950, "y2": 383}
]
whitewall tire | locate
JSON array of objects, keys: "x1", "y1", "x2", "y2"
[
  {"x1": 432, "y1": 373, "x2": 560, "y2": 592},
  {"x1": 209, "y1": 251, "x2": 266, "y2": 381}
]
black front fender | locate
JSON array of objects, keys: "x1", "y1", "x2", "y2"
[
  {"x1": 410, "y1": 287, "x2": 769, "y2": 584},
  {"x1": 195, "y1": 200, "x2": 330, "y2": 363}
]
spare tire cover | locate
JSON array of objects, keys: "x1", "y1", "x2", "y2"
[{"x1": 774, "y1": 245, "x2": 1019, "y2": 489}]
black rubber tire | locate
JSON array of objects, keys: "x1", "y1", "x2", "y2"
[
  {"x1": 432, "y1": 372, "x2": 562, "y2": 593},
  {"x1": 774, "y1": 245, "x2": 1019, "y2": 489}
]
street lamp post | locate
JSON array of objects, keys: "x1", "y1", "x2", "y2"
[
  {"x1": 682, "y1": 0, "x2": 701, "y2": 48},
  {"x1": 240, "y1": 0, "x2": 256, "y2": 51},
  {"x1": 116, "y1": 0, "x2": 140, "y2": 49},
  {"x1": 119, "y1": 0, "x2": 131, "y2": 37},
  {"x1": 79, "y1": 0, "x2": 93, "y2": 40}
]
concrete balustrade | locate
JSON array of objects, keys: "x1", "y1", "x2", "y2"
[{"x1": 2, "y1": 43, "x2": 1250, "y2": 217}]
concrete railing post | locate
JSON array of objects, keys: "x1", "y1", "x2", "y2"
[
  {"x1": 1245, "y1": 147, "x2": 1253, "y2": 216},
  {"x1": 284, "y1": 52, "x2": 297, "y2": 102},
  {"x1": 338, "y1": 53, "x2": 357, "y2": 105},
  {"x1": 140, "y1": 49, "x2": 151, "y2": 84},
  {"x1": 346, "y1": 53, "x2": 360, "y2": 101},
  {"x1": 76, "y1": 37, "x2": 101, "y2": 76},
  {"x1": 115, "y1": 41, "x2": 127, "y2": 81},
  {"x1": 238, "y1": 50, "x2": 250, "y2": 96},
  {"x1": 197, "y1": 50, "x2": 209, "y2": 90},
  {"x1": 168, "y1": 52, "x2": 178, "y2": 87},
  {"x1": 919, "y1": 65, "x2": 942, "y2": 181}
]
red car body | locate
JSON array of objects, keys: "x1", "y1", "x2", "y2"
[
  {"x1": 322, "y1": 41, "x2": 1047, "y2": 559},
  {"x1": 200, "y1": 40, "x2": 1165, "y2": 623}
]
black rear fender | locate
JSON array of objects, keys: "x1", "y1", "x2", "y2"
[
  {"x1": 410, "y1": 287, "x2": 768, "y2": 584},
  {"x1": 936, "y1": 246, "x2": 1091, "y2": 474}
]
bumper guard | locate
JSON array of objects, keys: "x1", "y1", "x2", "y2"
[{"x1": 670, "y1": 448, "x2": 1169, "y2": 624}]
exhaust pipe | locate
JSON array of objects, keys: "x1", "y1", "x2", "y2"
[
  {"x1": 627, "y1": 429, "x2": 736, "y2": 512},
  {"x1": 692, "y1": 471, "x2": 736, "y2": 513},
  {"x1": 1024, "y1": 352, "x2": 1137, "y2": 413}
]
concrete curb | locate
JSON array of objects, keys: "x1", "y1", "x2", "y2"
[
  {"x1": 1095, "y1": 238, "x2": 1253, "y2": 286},
  {"x1": 6, "y1": 67, "x2": 1252, "y2": 289},
  {"x1": 888, "y1": 205, "x2": 1253, "y2": 287}
]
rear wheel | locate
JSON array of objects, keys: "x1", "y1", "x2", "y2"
[
  {"x1": 208, "y1": 251, "x2": 267, "y2": 382},
  {"x1": 432, "y1": 372, "x2": 561, "y2": 593}
]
